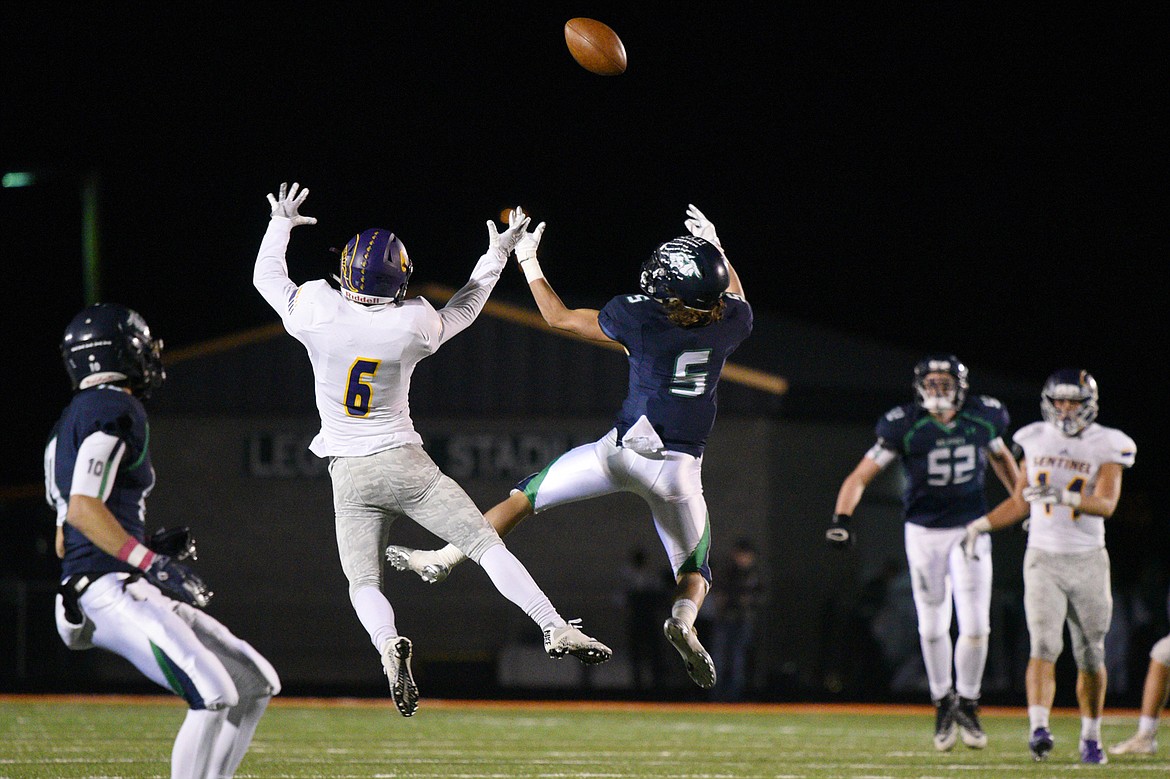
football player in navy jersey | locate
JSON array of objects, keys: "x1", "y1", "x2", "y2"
[
  {"x1": 388, "y1": 204, "x2": 752, "y2": 689},
  {"x1": 827, "y1": 355, "x2": 1021, "y2": 750},
  {"x1": 45, "y1": 303, "x2": 280, "y2": 779}
]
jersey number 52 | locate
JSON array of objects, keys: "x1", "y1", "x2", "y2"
[{"x1": 927, "y1": 444, "x2": 977, "y2": 486}]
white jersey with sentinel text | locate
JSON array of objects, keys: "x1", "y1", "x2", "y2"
[
  {"x1": 254, "y1": 218, "x2": 505, "y2": 457},
  {"x1": 1014, "y1": 420, "x2": 1136, "y2": 553}
]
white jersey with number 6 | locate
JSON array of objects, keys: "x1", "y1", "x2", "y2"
[
  {"x1": 1014, "y1": 420, "x2": 1136, "y2": 554},
  {"x1": 254, "y1": 218, "x2": 500, "y2": 457}
]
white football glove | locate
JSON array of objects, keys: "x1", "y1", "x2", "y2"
[
  {"x1": 960, "y1": 516, "x2": 992, "y2": 562},
  {"x1": 515, "y1": 217, "x2": 547, "y2": 283},
  {"x1": 487, "y1": 207, "x2": 531, "y2": 258},
  {"x1": 684, "y1": 204, "x2": 722, "y2": 250},
  {"x1": 266, "y1": 182, "x2": 317, "y2": 227},
  {"x1": 1022, "y1": 484, "x2": 1082, "y2": 509}
]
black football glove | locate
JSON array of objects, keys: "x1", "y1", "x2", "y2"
[
  {"x1": 149, "y1": 526, "x2": 196, "y2": 561},
  {"x1": 145, "y1": 554, "x2": 213, "y2": 608},
  {"x1": 826, "y1": 514, "x2": 854, "y2": 548}
]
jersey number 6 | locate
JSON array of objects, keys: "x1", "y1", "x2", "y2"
[{"x1": 344, "y1": 358, "x2": 381, "y2": 417}]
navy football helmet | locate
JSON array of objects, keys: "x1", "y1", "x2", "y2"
[
  {"x1": 912, "y1": 354, "x2": 969, "y2": 413},
  {"x1": 337, "y1": 228, "x2": 411, "y2": 305},
  {"x1": 639, "y1": 235, "x2": 729, "y2": 310},
  {"x1": 61, "y1": 303, "x2": 165, "y2": 399},
  {"x1": 1041, "y1": 368, "x2": 1098, "y2": 436}
]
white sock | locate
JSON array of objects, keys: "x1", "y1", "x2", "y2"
[
  {"x1": 954, "y1": 635, "x2": 987, "y2": 700},
  {"x1": 478, "y1": 544, "x2": 562, "y2": 628},
  {"x1": 172, "y1": 707, "x2": 226, "y2": 779},
  {"x1": 1081, "y1": 717, "x2": 1102, "y2": 742},
  {"x1": 208, "y1": 695, "x2": 272, "y2": 778},
  {"x1": 432, "y1": 543, "x2": 469, "y2": 569},
  {"x1": 1139, "y1": 715, "x2": 1159, "y2": 735},
  {"x1": 350, "y1": 585, "x2": 397, "y2": 651},
  {"x1": 671, "y1": 599, "x2": 698, "y2": 629},
  {"x1": 1029, "y1": 705, "x2": 1050, "y2": 730},
  {"x1": 919, "y1": 634, "x2": 954, "y2": 702}
]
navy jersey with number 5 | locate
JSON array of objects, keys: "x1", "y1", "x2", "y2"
[
  {"x1": 597, "y1": 292, "x2": 752, "y2": 457},
  {"x1": 44, "y1": 385, "x2": 154, "y2": 578},
  {"x1": 873, "y1": 395, "x2": 1010, "y2": 528}
]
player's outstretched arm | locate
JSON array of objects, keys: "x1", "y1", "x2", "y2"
[
  {"x1": 436, "y1": 208, "x2": 532, "y2": 346},
  {"x1": 685, "y1": 204, "x2": 744, "y2": 299},
  {"x1": 254, "y1": 182, "x2": 316, "y2": 316},
  {"x1": 513, "y1": 219, "x2": 612, "y2": 343}
]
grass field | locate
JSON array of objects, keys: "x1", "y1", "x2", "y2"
[{"x1": 1, "y1": 695, "x2": 1166, "y2": 778}]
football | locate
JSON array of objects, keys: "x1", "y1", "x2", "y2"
[{"x1": 564, "y1": 18, "x2": 627, "y2": 76}]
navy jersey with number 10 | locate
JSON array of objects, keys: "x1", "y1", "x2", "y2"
[
  {"x1": 44, "y1": 385, "x2": 155, "y2": 578},
  {"x1": 598, "y1": 292, "x2": 752, "y2": 457}
]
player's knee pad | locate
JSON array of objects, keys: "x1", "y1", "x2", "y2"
[
  {"x1": 958, "y1": 633, "x2": 988, "y2": 647},
  {"x1": 1150, "y1": 635, "x2": 1170, "y2": 667},
  {"x1": 1030, "y1": 633, "x2": 1064, "y2": 664},
  {"x1": 915, "y1": 604, "x2": 951, "y2": 642},
  {"x1": 1075, "y1": 638, "x2": 1107, "y2": 670}
]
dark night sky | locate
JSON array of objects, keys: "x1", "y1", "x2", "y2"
[{"x1": 2, "y1": 4, "x2": 1164, "y2": 489}]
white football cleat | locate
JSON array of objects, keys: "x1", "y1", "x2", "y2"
[
  {"x1": 386, "y1": 545, "x2": 451, "y2": 584},
  {"x1": 663, "y1": 617, "x2": 716, "y2": 689},
  {"x1": 543, "y1": 620, "x2": 612, "y2": 665},
  {"x1": 1109, "y1": 731, "x2": 1157, "y2": 755}
]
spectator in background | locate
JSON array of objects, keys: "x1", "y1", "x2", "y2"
[{"x1": 710, "y1": 538, "x2": 767, "y2": 701}]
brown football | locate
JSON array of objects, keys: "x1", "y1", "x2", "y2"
[{"x1": 564, "y1": 18, "x2": 627, "y2": 76}]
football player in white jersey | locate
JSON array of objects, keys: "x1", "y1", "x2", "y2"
[
  {"x1": 253, "y1": 183, "x2": 610, "y2": 717},
  {"x1": 1110, "y1": 620, "x2": 1170, "y2": 756},
  {"x1": 963, "y1": 368, "x2": 1136, "y2": 764}
]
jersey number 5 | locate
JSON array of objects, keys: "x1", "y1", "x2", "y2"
[
  {"x1": 671, "y1": 349, "x2": 713, "y2": 398},
  {"x1": 344, "y1": 358, "x2": 381, "y2": 417}
]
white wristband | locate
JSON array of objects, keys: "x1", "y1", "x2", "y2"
[
  {"x1": 519, "y1": 258, "x2": 544, "y2": 283},
  {"x1": 1062, "y1": 490, "x2": 1082, "y2": 509},
  {"x1": 969, "y1": 516, "x2": 993, "y2": 533}
]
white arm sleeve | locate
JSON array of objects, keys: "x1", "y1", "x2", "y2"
[
  {"x1": 435, "y1": 250, "x2": 506, "y2": 347},
  {"x1": 253, "y1": 217, "x2": 300, "y2": 319},
  {"x1": 865, "y1": 442, "x2": 898, "y2": 469},
  {"x1": 70, "y1": 431, "x2": 126, "y2": 502}
]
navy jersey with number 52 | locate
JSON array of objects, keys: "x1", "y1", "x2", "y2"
[
  {"x1": 597, "y1": 292, "x2": 752, "y2": 457},
  {"x1": 874, "y1": 395, "x2": 1010, "y2": 529}
]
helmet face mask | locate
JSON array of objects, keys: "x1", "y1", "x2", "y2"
[
  {"x1": 1041, "y1": 368, "x2": 1098, "y2": 436},
  {"x1": 61, "y1": 303, "x2": 165, "y2": 399},
  {"x1": 639, "y1": 235, "x2": 729, "y2": 311},
  {"x1": 337, "y1": 228, "x2": 412, "y2": 305},
  {"x1": 912, "y1": 354, "x2": 969, "y2": 413}
]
